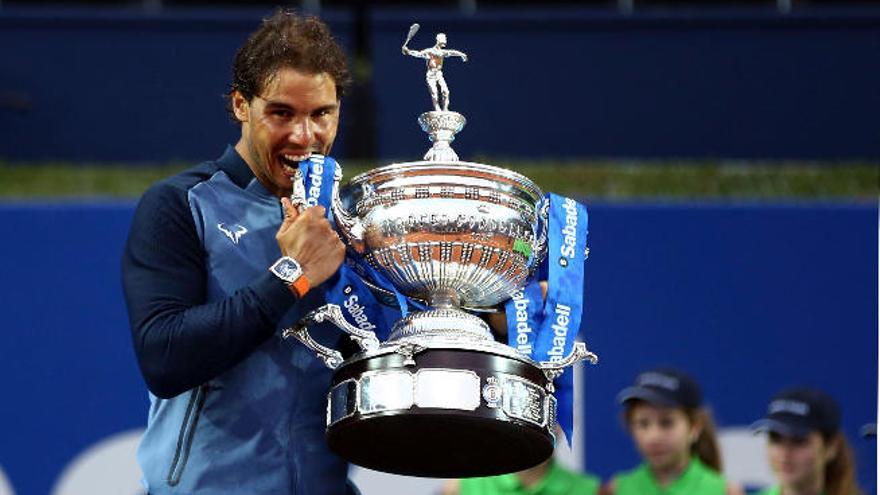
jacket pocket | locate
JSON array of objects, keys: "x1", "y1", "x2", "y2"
[{"x1": 166, "y1": 384, "x2": 208, "y2": 486}]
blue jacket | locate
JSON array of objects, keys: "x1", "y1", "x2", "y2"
[{"x1": 122, "y1": 146, "x2": 353, "y2": 494}]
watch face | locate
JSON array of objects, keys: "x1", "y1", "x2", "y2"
[{"x1": 274, "y1": 258, "x2": 301, "y2": 282}]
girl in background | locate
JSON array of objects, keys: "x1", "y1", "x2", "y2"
[
  {"x1": 601, "y1": 368, "x2": 743, "y2": 495},
  {"x1": 751, "y1": 388, "x2": 862, "y2": 495}
]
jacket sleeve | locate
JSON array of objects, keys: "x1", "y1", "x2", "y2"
[{"x1": 121, "y1": 181, "x2": 297, "y2": 399}]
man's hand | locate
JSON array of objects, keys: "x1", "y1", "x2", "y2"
[{"x1": 277, "y1": 197, "x2": 345, "y2": 287}]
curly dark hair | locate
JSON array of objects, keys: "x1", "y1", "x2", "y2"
[{"x1": 226, "y1": 9, "x2": 351, "y2": 119}]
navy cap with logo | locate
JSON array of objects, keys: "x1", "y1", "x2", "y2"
[
  {"x1": 617, "y1": 368, "x2": 703, "y2": 409},
  {"x1": 751, "y1": 388, "x2": 841, "y2": 438}
]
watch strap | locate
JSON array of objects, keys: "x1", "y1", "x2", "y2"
[
  {"x1": 270, "y1": 256, "x2": 310, "y2": 298},
  {"x1": 289, "y1": 273, "x2": 310, "y2": 298}
]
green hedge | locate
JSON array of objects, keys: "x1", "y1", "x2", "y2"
[{"x1": 0, "y1": 159, "x2": 876, "y2": 200}]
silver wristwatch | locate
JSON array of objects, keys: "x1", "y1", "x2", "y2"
[{"x1": 269, "y1": 256, "x2": 310, "y2": 297}]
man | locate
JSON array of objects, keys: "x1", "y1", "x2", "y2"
[{"x1": 122, "y1": 11, "x2": 355, "y2": 494}]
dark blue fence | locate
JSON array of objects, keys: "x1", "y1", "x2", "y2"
[
  {"x1": 0, "y1": 200, "x2": 875, "y2": 494},
  {"x1": 0, "y1": 9, "x2": 350, "y2": 163},
  {"x1": 1, "y1": 7, "x2": 879, "y2": 162}
]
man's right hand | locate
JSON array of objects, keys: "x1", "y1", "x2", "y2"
[{"x1": 276, "y1": 197, "x2": 345, "y2": 287}]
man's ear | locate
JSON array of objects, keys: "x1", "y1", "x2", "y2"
[{"x1": 231, "y1": 90, "x2": 250, "y2": 123}]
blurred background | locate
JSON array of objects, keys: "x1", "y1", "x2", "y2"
[{"x1": 0, "y1": 0, "x2": 876, "y2": 494}]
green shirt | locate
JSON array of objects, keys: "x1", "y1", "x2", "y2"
[
  {"x1": 754, "y1": 488, "x2": 828, "y2": 495},
  {"x1": 613, "y1": 458, "x2": 726, "y2": 495},
  {"x1": 459, "y1": 461, "x2": 600, "y2": 495}
]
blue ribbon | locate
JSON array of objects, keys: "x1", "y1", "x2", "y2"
[
  {"x1": 297, "y1": 156, "x2": 397, "y2": 340},
  {"x1": 505, "y1": 193, "x2": 589, "y2": 444},
  {"x1": 505, "y1": 280, "x2": 544, "y2": 359}
]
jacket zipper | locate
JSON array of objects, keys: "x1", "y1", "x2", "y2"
[{"x1": 166, "y1": 384, "x2": 208, "y2": 486}]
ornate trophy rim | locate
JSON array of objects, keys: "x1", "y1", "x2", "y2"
[{"x1": 347, "y1": 159, "x2": 544, "y2": 203}]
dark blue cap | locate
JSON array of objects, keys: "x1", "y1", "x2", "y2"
[
  {"x1": 751, "y1": 388, "x2": 841, "y2": 438},
  {"x1": 617, "y1": 368, "x2": 702, "y2": 409}
]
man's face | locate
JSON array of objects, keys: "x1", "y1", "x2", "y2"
[{"x1": 233, "y1": 67, "x2": 340, "y2": 198}]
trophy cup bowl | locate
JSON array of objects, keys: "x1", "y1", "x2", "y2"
[
  {"x1": 335, "y1": 159, "x2": 546, "y2": 309},
  {"x1": 284, "y1": 159, "x2": 597, "y2": 478}
]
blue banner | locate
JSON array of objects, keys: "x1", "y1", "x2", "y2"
[
  {"x1": 506, "y1": 281, "x2": 544, "y2": 358},
  {"x1": 297, "y1": 156, "x2": 396, "y2": 340},
  {"x1": 536, "y1": 195, "x2": 588, "y2": 362},
  {"x1": 506, "y1": 194, "x2": 589, "y2": 443}
]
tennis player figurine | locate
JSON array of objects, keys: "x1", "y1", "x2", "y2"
[
  {"x1": 402, "y1": 23, "x2": 469, "y2": 161},
  {"x1": 402, "y1": 24, "x2": 468, "y2": 112}
]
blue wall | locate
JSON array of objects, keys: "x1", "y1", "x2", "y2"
[
  {"x1": 0, "y1": 200, "x2": 875, "y2": 494},
  {"x1": 580, "y1": 202, "x2": 878, "y2": 491},
  {"x1": 0, "y1": 203, "x2": 146, "y2": 495},
  {"x1": 1, "y1": 7, "x2": 879, "y2": 162}
]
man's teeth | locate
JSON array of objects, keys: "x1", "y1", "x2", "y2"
[{"x1": 282, "y1": 153, "x2": 310, "y2": 163}]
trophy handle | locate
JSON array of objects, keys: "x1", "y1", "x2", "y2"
[
  {"x1": 532, "y1": 197, "x2": 550, "y2": 268},
  {"x1": 537, "y1": 341, "x2": 598, "y2": 392},
  {"x1": 283, "y1": 304, "x2": 381, "y2": 369},
  {"x1": 330, "y1": 163, "x2": 366, "y2": 253},
  {"x1": 283, "y1": 325, "x2": 344, "y2": 370}
]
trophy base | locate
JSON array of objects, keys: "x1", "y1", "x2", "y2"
[
  {"x1": 328, "y1": 409, "x2": 552, "y2": 477},
  {"x1": 324, "y1": 345, "x2": 557, "y2": 477}
]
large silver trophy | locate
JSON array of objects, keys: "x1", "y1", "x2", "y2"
[{"x1": 285, "y1": 24, "x2": 597, "y2": 478}]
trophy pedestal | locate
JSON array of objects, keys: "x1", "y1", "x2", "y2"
[{"x1": 325, "y1": 342, "x2": 557, "y2": 477}]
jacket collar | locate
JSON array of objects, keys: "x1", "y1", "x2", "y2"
[{"x1": 216, "y1": 145, "x2": 256, "y2": 190}]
